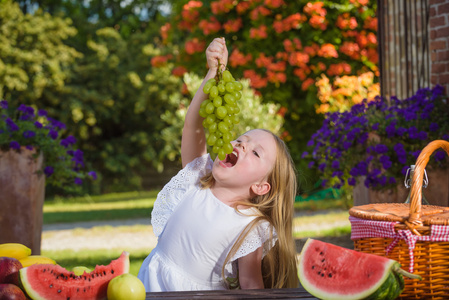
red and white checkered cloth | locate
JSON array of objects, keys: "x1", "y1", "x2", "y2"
[{"x1": 349, "y1": 216, "x2": 449, "y2": 272}]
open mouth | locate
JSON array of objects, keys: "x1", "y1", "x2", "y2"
[{"x1": 223, "y1": 150, "x2": 238, "y2": 167}]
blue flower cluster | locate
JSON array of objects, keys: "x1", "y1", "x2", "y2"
[
  {"x1": 303, "y1": 86, "x2": 449, "y2": 191},
  {"x1": 0, "y1": 100, "x2": 97, "y2": 188}
]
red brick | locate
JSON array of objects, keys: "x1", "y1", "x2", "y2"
[
  {"x1": 430, "y1": 16, "x2": 446, "y2": 28},
  {"x1": 438, "y1": 73, "x2": 449, "y2": 85},
  {"x1": 430, "y1": 0, "x2": 446, "y2": 4},
  {"x1": 439, "y1": 2, "x2": 449, "y2": 14},
  {"x1": 436, "y1": 26, "x2": 449, "y2": 38},
  {"x1": 431, "y1": 52, "x2": 438, "y2": 61},
  {"x1": 432, "y1": 63, "x2": 448, "y2": 73},
  {"x1": 431, "y1": 29, "x2": 437, "y2": 39},
  {"x1": 437, "y1": 50, "x2": 449, "y2": 61},
  {"x1": 431, "y1": 40, "x2": 447, "y2": 50}
]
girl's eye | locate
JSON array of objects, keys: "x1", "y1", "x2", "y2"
[{"x1": 253, "y1": 151, "x2": 260, "y2": 158}]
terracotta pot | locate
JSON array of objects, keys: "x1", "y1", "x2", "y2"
[
  {"x1": 353, "y1": 168, "x2": 449, "y2": 207},
  {"x1": 0, "y1": 148, "x2": 45, "y2": 254}
]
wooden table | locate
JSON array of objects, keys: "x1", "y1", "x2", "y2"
[{"x1": 146, "y1": 287, "x2": 318, "y2": 299}]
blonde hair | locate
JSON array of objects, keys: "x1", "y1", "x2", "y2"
[{"x1": 200, "y1": 129, "x2": 298, "y2": 289}]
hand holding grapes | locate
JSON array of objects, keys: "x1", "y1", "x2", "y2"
[{"x1": 200, "y1": 38, "x2": 242, "y2": 161}]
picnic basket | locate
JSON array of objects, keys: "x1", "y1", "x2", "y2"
[{"x1": 349, "y1": 140, "x2": 449, "y2": 299}]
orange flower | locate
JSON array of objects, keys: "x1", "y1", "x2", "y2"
[
  {"x1": 249, "y1": 25, "x2": 268, "y2": 39},
  {"x1": 283, "y1": 39, "x2": 294, "y2": 52},
  {"x1": 243, "y1": 69, "x2": 268, "y2": 89},
  {"x1": 183, "y1": 0, "x2": 202, "y2": 10},
  {"x1": 288, "y1": 51, "x2": 309, "y2": 67},
  {"x1": 339, "y1": 41, "x2": 360, "y2": 59},
  {"x1": 277, "y1": 106, "x2": 287, "y2": 117},
  {"x1": 364, "y1": 16, "x2": 378, "y2": 31},
  {"x1": 229, "y1": 48, "x2": 253, "y2": 67},
  {"x1": 250, "y1": 5, "x2": 272, "y2": 21},
  {"x1": 255, "y1": 53, "x2": 273, "y2": 68},
  {"x1": 303, "y1": 1, "x2": 326, "y2": 16},
  {"x1": 276, "y1": 51, "x2": 288, "y2": 61},
  {"x1": 265, "y1": 0, "x2": 285, "y2": 9},
  {"x1": 199, "y1": 16, "x2": 221, "y2": 35},
  {"x1": 303, "y1": 44, "x2": 319, "y2": 57},
  {"x1": 336, "y1": 13, "x2": 358, "y2": 30},
  {"x1": 301, "y1": 78, "x2": 315, "y2": 91},
  {"x1": 185, "y1": 38, "x2": 206, "y2": 55},
  {"x1": 211, "y1": 0, "x2": 235, "y2": 14},
  {"x1": 309, "y1": 15, "x2": 327, "y2": 30},
  {"x1": 236, "y1": 1, "x2": 251, "y2": 14},
  {"x1": 349, "y1": 0, "x2": 369, "y2": 7},
  {"x1": 267, "y1": 70, "x2": 287, "y2": 84},
  {"x1": 327, "y1": 63, "x2": 352, "y2": 76},
  {"x1": 318, "y1": 43, "x2": 338, "y2": 58},
  {"x1": 268, "y1": 61, "x2": 286, "y2": 72},
  {"x1": 367, "y1": 32, "x2": 377, "y2": 46},
  {"x1": 151, "y1": 55, "x2": 172, "y2": 67},
  {"x1": 160, "y1": 23, "x2": 171, "y2": 43},
  {"x1": 356, "y1": 31, "x2": 368, "y2": 48},
  {"x1": 293, "y1": 67, "x2": 310, "y2": 81},
  {"x1": 223, "y1": 18, "x2": 243, "y2": 33},
  {"x1": 172, "y1": 66, "x2": 188, "y2": 77}
]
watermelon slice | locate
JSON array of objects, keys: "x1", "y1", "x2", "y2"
[
  {"x1": 19, "y1": 251, "x2": 129, "y2": 300},
  {"x1": 298, "y1": 239, "x2": 421, "y2": 300}
]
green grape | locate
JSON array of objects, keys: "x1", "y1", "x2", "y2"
[
  {"x1": 223, "y1": 142, "x2": 233, "y2": 154},
  {"x1": 225, "y1": 82, "x2": 235, "y2": 93},
  {"x1": 207, "y1": 134, "x2": 217, "y2": 146},
  {"x1": 205, "y1": 102, "x2": 215, "y2": 114},
  {"x1": 218, "y1": 82, "x2": 226, "y2": 94},
  {"x1": 223, "y1": 132, "x2": 233, "y2": 143},
  {"x1": 210, "y1": 85, "x2": 219, "y2": 98},
  {"x1": 209, "y1": 122, "x2": 217, "y2": 133},
  {"x1": 224, "y1": 94, "x2": 236, "y2": 105},
  {"x1": 234, "y1": 81, "x2": 243, "y2": 91},
  {"x1": 213, "y1": 96, "x2": 222, "y2": 107},
  {"x1": 222, "y1": 70, "x2": 233, "y2": 82},
  {"x1": 199, "y1": 107, "x2": 207, "y2": 118},
  {"x1": 200, "y1": 68, "x2": 241, "y2": 160},
  {"x1": 218, "y1": 149, "x2": 226, "y2": 160},
  {"x1": 216, "y1": 106, "x2": 227, "y2": 119},
  {"x1": 215, "y1": 138, "x2": 224, "y2": 147},
  {"x1": 218, "y1": 122, "x2": 228, "y2": 134},
  {"x1": 206, "y1": 114, "x2": 216, "y2": 124}
]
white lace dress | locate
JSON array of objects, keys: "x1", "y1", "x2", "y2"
[{"x1": 137, "y1": 154, "x2": 277, "y2": 292}]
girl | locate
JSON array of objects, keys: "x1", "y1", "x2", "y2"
[{"x1": 138, "y1": 37, "x2": 298, "y2": 291}]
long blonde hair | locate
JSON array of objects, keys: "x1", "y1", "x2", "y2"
[{"x1": 200, "y1": 129, "x2": 298, "y2": 289}]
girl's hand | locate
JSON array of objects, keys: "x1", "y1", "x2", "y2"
[{"x1": 206, "y1": 37, "x2": 228, "y2": 72}]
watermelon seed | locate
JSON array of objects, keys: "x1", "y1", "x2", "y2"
[
  {"x1": 321, "y1": 259, "x2": 325, "y2": 262},
  {"x1": 318, "y1": 271, "x2": 321, "y2": 275},
  {"x1": 328, "y1": 274, "x2": 332, "y2": 278},
  {"x1": 321, "y1": 273, "x2": 324, "y2": 277},
  {"x1": 58, "y1": 289, "x2": 61, "y2": 293},
  {"x1": 67, "y1": 298, "x2": 70, "y2": 300},
  {"x1": 111, "y1": 269, "x2": 115, "y2": 274},
  {"x1": 103, "y1": 271, "x2": 106, "y2": 276},
  {"x1": 311, "y1": 266, "x2": 315, "y2": 269},
  {"x1": 49, "y1": 284, "x2": 53, "y2": 288},
  {"x1": 319, "y1": 252, "x2": 323, "y2": 255}
]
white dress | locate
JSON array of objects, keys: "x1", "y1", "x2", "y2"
[{"x1": 138, "y1": 154, "x2": 277, "y2": 292}]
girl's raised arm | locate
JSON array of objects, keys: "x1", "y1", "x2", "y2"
[{"x1": 181, "y1": 38, "x2": 228, "y2": 167}]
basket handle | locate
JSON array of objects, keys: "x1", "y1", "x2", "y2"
[{"x1": 409, "y1": 140, "x2": 449, "y2": 227}]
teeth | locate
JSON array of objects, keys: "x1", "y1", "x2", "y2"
[{"x1": 233, "y1": 150, "x2": 238, "y2": 158}]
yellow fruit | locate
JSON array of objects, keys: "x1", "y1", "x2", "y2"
[
  {"x1": 19, "y1": 255, "x2": 56, "y2": 267},
  {"x1": 72, "y1": 266, "x2": 92, "y2": 276},
  {"x1": 107, "y1": 273, "x2": 146, "y2": 300},
  {"x1": 0, "y1": 243, "x2": 31, "y2": 260}
]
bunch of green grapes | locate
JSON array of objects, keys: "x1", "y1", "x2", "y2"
[{"x1": 199, "y1": 69, "x2": 242, "y2": 161}]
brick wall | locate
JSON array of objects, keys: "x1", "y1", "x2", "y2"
[{"x1": 429, "y1": 0, "x2": 449, "y2": 95}]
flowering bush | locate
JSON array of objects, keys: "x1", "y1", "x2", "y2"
[
  {"x1": 302, "y1": 86, "x2": 449, "y2": 191},
  {"x1": 0, "y1": 100, "x2": 97, "y2": 188},
  {"x1": 315, "y1": 72, "x2": 380, "y2": 114}
]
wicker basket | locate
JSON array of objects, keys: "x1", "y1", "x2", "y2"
[{"x1": 349, "y1": 140, "x2": 449, "y2": 299}]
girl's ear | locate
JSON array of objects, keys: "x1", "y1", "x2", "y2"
[{"x1": 251, "y1": 182, "x2": 271, "y2": 196}]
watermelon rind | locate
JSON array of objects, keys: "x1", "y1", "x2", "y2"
[{"x1": 298, "y1": 239, "x2": 397, "y2": 300}]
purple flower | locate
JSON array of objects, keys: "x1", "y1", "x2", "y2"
[
  {"x1": 318, "y1": 163, "x2": 326, "y2": 172},
  {"x1": 435, "y1": 150, "x2": 446, "y2": 162},
  {"x1": 374, "y1": 144, "x2": 389, "y2": 154},
  {"x1": 379, "y1": 155, "x2": 392, "y2": 169},
  {"x1": 48, "y1": 130, "x2": 58, "y2": 140},
  {"x1": 88, "y1": 171, "x2": 97, "y2": 180},
  {"x1": 34, "y1": 121, "x2": 43, "y2": 129},
  {"x1": 9, "y1": 141, "x2": 20, "y2": 149},
  {"x1": 74, "y1": 178, "x2": 83, "y2": 185},
  {"x1": 430, "y1": 123, "x2": 439, "y2": 131},
  {"x1": 6, "y1": 118, "x2": 19, "y2": 131},
  {"x1": 348, "y1": 177, "x2": 356, "y2": 186},
  {"x1": 60, "y1": 135, "x2": 77, "y2": 148},
  {"x1": 23, "y1": 130, "x2": 36, "y2": 139},
  {"x1": 38, "y1": 109, "x2": 48, "y2": 117},
  {"x1": 26, "y1": 145, "x2": 33, "y2": 150},
  {"x1": 0, "y1": 100, "x2": 7, "y2": 109},
  {"x1": 331, "y1": 160, "x2": 340, "y2": 169},
  {"x1": 302, "y1": 151, "x2": 309, "y2": 158},
  {"x1": 71, "y1": 149, "x2": 85, "y2": 167},
  {"x1": 308, "y1": 161, "x2": 315, "y2": 168},
  {"x1": 44, "y1": 166, "x2": 54, "y2": 177}
]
